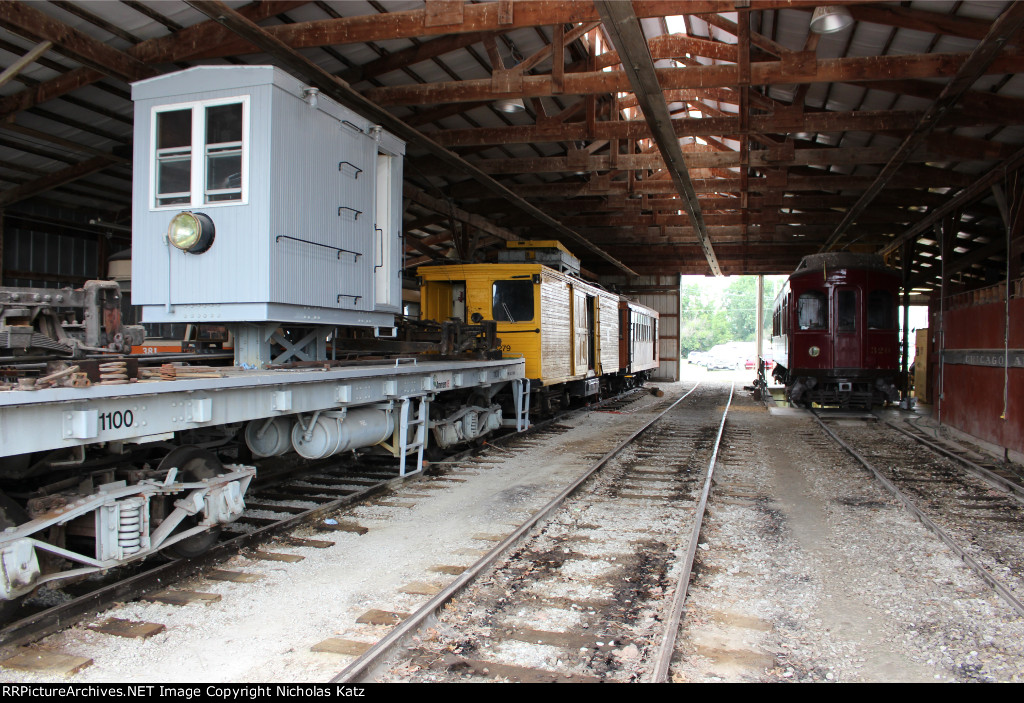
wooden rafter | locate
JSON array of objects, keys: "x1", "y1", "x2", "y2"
[
  {"x1": 364, "y1": 51, "x2": 1024, "y2": 107},
  {"x1": 0, "y1": 0, "x2": 154, "y2": 83},
  {"x1": 821, "y1": 1, "x2": 1024, "y2": 252},
  {"x1": 597, "y1": 0, "x2": 720, "y2": 276},
  {"x1": 0, "y1": 1, "x2": 303, "y2": 119},
  {"x1": 430, "y1": 108, "x2": 1009, "y2": 148}
]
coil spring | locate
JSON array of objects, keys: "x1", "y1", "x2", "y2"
[
  {"x1": 464, "y1": 412, "x2": 479, "y2": 439},
  {"x1": 118, "y1": 498, "x2": 144, "y2": 555}
]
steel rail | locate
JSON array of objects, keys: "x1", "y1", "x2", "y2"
[
  {"x1": 0, "y1": 467, "x2": 399, "y2": 648},
  {"x1": 332, "y1": 381, "x2": 704, "y2": 683},
  {"x1": 0, "y1": 386, "x2": 651, "y2": 647},
  {"x1": 650, "y1": 382, "x2": 734, "y2": 682},
  {"x1": 812, "y1": 411, "x2": 1024, "y2": 619},
  {"x1": 876, "y1": 413, "x2": 1024, "y2": 507}
]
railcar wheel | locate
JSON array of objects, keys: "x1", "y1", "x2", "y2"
[{"x1": 156, "y1": 446, "x2": 223, "y2": 560}]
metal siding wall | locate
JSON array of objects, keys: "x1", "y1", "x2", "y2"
[
  {"x1": 132, "y1": 81, "x2": 273, "y2": 312},
  {"x1": 941, "y1": 297, "x2": 1024, "y2": 454},
  {"x1": 268, "y1": 83, "x2": 377, "y2": 313},
  {"x1": 3, "y1": 206, "x2": 100, "y2": 287}
]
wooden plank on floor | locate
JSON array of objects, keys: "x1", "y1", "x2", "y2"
[
  {"x1": 399, "y1": 581, "x2": 443, "y2": 596},
  {"x1": 208, "y1": 569, "x2": 264, "y2": 583},
  {"x1": 355, "y1": 609, "x2": 409, "y2": 625},
  {"x1": 311, "y1": 638, "x2": 373, "y2": 656},
  {"x1": 242, "y1": 501, "x2": 308, "y2": 514},
  {"x1": 471, "y1": 533, "x2": 507, "y2": 542},
  {"x1": 251, "y1": 551, "x2": 304, "y2": 563},
  {"x1": 319, "y1": 520, "x2": 369, "y2": 535},
  {"x1": 144, "y1": 590, "x2": 222, "y2": 606},
  {"x1": 87, "y1": 618, "x2": 165, "y2": 639},
  {"x1": 0, "y1": 649, "x2": 92, "y2": 675},
  {"x1": 284, "y1": 537, "x2": 335, "y2": 548}
]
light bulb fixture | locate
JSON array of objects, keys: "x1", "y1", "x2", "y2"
[
  {"x1": 809, "y1": 5, "x2": 854, "y2": 34},
  {"x1": 493, "y1": 97, "x2": 525, "y2": 114},
  {"x1": 167, "y1": 211, "x2": 215, "y2": 254}
]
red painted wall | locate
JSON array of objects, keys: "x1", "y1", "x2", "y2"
[{"x1": 940, "y1": 296, "x2": 1024, "y2": 454}]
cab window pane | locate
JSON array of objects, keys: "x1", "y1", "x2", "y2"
[
  {"x1": 492, "y1": 280, "x2": 534, "y2": 322},
  {"x1": 837, "y1": 290, "x2": 857, "y2": 332},
  {"x1": 205, "y1": 103, "x2": 243, "y2": 203},
  {"x1": 155, "y1": 109, "x2": 191, "y2": 206},
  {"x1": 797, "y1": 291, "x2": 827, "y2": 330},
  {"x1": 868, "y1": 290, "x2": 895, "y2": 329}
]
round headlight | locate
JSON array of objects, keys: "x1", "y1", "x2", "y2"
[
  {"x1": 167, "y1": 211, "x2": 215, "y2": 254},
  {"x1": 808, "y1": 345, "x2": 821, "y2": 358}
]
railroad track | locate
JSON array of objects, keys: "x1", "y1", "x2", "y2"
[
  {"x1": 0, "y1": 386, "x2": 660, "y2": 668},
  {"x1": 330, "y1": 381, "x2": 733, "y2": 683},
  {"x1": 812, "y1": 411, "x2": 1024, "y2": 618},
  {"x1": 880, "y1": 415, "x2": 1024, "y2": 501}
]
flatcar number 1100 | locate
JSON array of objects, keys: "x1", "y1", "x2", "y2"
[{"x1": 99, "y1": 409, "x2": 134, "y2": 431}]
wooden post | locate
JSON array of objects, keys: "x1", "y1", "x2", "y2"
[
  {"x1": 901, "y1": 239, "x2": 914, "y2": 401},
  {"x1": 755, "y1": 274, "x2": 764, "y2": 364}
]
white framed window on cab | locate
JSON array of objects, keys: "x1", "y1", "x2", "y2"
[{"x1": 150, "y1": 95, "x2": 250, "y2": 210}]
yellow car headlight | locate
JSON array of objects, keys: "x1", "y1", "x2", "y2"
[{"x1": 167, "y1": 211, "x2": 215, "y2": 254}]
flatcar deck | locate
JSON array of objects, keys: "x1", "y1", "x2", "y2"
[{"x1": 0, "y1": 356, "x2": 527, "y2": 458}]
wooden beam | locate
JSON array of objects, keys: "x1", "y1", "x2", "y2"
[
  {"x1": 461, "y1": 144, "x2": 975, "y2": 176},
  {"x1": 0, "y1": 1, "x2": 303, "y2": 118},
  {"x1": 338, "y1": 31, "x2": 492, "y2": 84},
  {"x1": 842, "y1": 77, "x2": 1024, "y2": 125},
  {"x1": 846, "y1": 3, "x2": 1004, "y2": 43},
  {"x1": 428, "y1": 108, "x2": 1004, "y2": 147},
  {"x1": 597, "y1": 1, "x2": 719, "y2": 274},
  {"x1": 404, "y1": 184, "x2": 521, "y2": 244},
  {"x1": 0, "y1": 122, "x2": 130, "y2": 163},
  {"x1": 909, "y1": 238, "x2": 1007, "y2": 287},
  {"x1": 0, "y1": 40, "x2": 51, "y2": 89},
  {"x1": 822, "y1": 2, "x2": 1024, "y2": 252},
  {"x1": 462, "y1": 169, "x2": 974, "y2": 199},
  {"x1": 364, "y1": 51, "x2": 1024, "y2": 106},
  {"x1": 879, "y1": 144, "x2": 1024, "y2": 257},
  {"x1": 180, "y1": 1, "x2": 836, "y2": 61},
  {"x1": 0, "y1": 155, "x2": 119, "y2": 208},
  {"x1": 0, "y1": 1, "x2": 154, "y2": 83},
  {"x1": 183, "y1": 1, "x2": 718, "y2": 59}
]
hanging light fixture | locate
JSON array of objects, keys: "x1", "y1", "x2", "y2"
[
  {"x1": 493, "y1": 97, "x2": 526, "y2": 114},
  {"x1": 492, "y1": 38, "x2": 526, "y2": 114},
  {"x1": 809, "y1": 5, "x2": 854, "y2": 34}
]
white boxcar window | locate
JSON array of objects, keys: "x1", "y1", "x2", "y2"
[
  {"x1": 205, "y1": 103, "x2": 243, "y2": 203},
  {"x1": 155, "y1": 108, "x2": 192, "y2": 206},
  {"x1": 151, "y1": 96, "x2": 248, "y2": 209}
]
